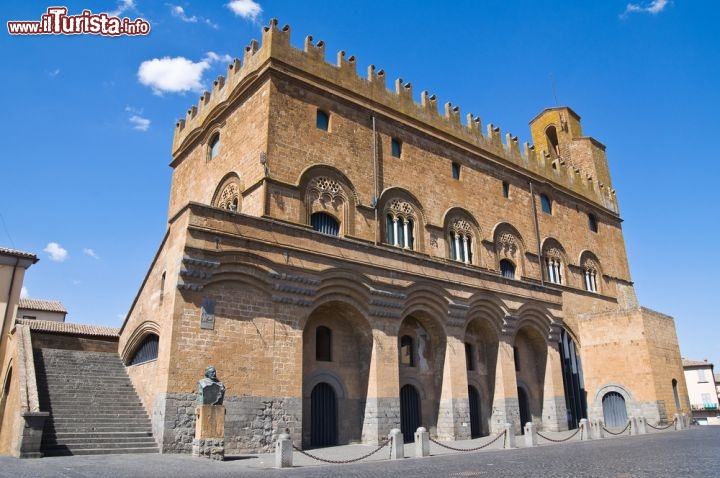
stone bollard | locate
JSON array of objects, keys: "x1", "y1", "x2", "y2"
[
  {"x1": 524, "y1": 422, "x2": 537, "y2": 447},
  {"x1": 504, "y1": 422, "x2": 516, "y2": 449},
  {"x1": 579, "y1": 418, "x2": 591, "y2": 441},
  {"x1": 414, "y1": 427, "x2": 430, "y2": 457},
  {"x1": 629, "y1": 417, "x2": 639, "y2": 435},
  {"x1": 636, "y1": 417, "x2": 647, "y2": 435},
  {"x1": 593, "y1": 419, "x2": 605, "y2": 439},
  {"x1": 674, "y1": 413, "x2": 684, "y2": 430},
  {"x1": 389, "y1": 428, "x2": 404, "y2": 459},
  {"x1": 275, "y1": 432, "x2": 293, "y2": 468},
  {"x1": 682, "y1": 413, "x2": 690, "y2": 429}
]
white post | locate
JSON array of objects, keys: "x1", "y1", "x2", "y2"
[
  {"x1": 393, "y1": 218, "x2": 399, "y2": 247},
  {"x1": 579, "y1": 418, "x2": 591, "y2": 441},
  {"x1": 504, "y1": 422, "x2": 516, "y2": 449},
  {"x1": 275, "y1": 432, "x2": 293, "y2": 468},
  {"x1": 637, "y1": 417, "x2": 647, "y2": 434},
  {"x1": 630, "y1": 417, "x2": 639, "y2": 435},
  {"x1": 524, "y1": 422, "x2": 537, "y2": 447},
  {"x1": 454, "y1": 233, "x2": 461, "y2": 262},
  {"x1": 462, "y1": 235, "x2": 470, "y2": 264},
  {"x1": 414, "y1": 427, "x2": 430, "y2": 457},
  {"x1": 389, "y1": 428, "x2": 404, "y2": 459}
]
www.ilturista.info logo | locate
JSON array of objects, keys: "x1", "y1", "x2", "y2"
[{"x1": 7, "y1": 7, "x2": 150, "y2": 36}]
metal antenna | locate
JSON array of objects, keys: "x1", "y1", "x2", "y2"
[{"x1": 549, "y1": 73, "x2": 559, "y2": 106}]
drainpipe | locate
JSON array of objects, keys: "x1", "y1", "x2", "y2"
[
  {"x1": 529, "y1": 182, "x2": 544, "y2": 286},
  {"x1": 372, "y1": 115, "x2": 378, "y2": 246}
]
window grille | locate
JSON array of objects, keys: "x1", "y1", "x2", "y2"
[{"x1": 129, "y1": 334, "x2": 159, "y2": 365}]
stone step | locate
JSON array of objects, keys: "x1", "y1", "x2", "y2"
[
  {"x1": 52, "y1": 418, "x2": 151, "y2": 425},
  {"x1": 43, "y1": 436, "x2": 157, "y2": 445},
  {"x1": 42, "y1": 445, "x2": 159, "y2": 456},
  {"x1": 48, "y1": 426, "x2": 153, "y2": 434},
  {"x1": 46, "y1": 431, "x2": 153, "y2": 439}
]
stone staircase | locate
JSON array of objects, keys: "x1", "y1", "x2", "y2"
[{"x1": 34, "y1": 348, "x2": 159, "y2": 456}]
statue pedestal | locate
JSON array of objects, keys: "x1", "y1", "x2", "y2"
[{"x1": 192, "y1": 405, "x2": 225, "y2": 460}]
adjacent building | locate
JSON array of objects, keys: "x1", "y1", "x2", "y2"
[{"x1": 682, "y1": 359, "x2": 719, "y2": 425}]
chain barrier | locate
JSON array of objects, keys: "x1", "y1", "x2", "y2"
[
  {"x1": 602, "y1": 420, "x2": 631, "y2": 436},
  {"x1": 536, "y1": 427, "x2": 581, "y2": 443},
  {"x1": 291, "y1": 439, "x2": 390, "y2": 464},
  {"x1": 428, "y1": 430, "x2": 506, "y2": 452},
  {"x1": 646, "y1": 417, "x2": 677, "y2": 431}
]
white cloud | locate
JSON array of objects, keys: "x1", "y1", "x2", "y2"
[
  {"x1": 44, "y1": 242, "x2": 68, "y2": 262},
  {"x1": 170, "y1": 5, "x2": 197, "y2": 23},
  {"x1": 20, "y1": 286, "x2": 29, "y2": 299},
  {"x1": 137, "y1": 52, "x2": 231, "y2": 95},
  {"x1": 621, "y1": 0, "x2": 670, "y2": 17},
  {"x1": 226, "y1": 0, "x2": 262, "y2": 21},
  {"x1": 108, "y1": 0, "x2": 136, "y2": 17},
  {"x1": 129, "y1": 115, "x2": 151, "y2": 131},
  {"x1": 49, "y1": 68, "x2": 60, "y2": 77},
  {"x1": 83, "y1": 248, "x2": 100, "y2": 259}
]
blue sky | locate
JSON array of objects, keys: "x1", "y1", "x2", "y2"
[{"x1": 1, "y1": 1, "x2": 719, "y2": 366}]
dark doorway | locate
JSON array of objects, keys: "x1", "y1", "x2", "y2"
[
  {"x1": 400, "y1": 384, "x2": 421, "y2": 443},
  {"x1": 310, "y1": 382, "x2": 337, "y2": 447},
  {"x1": 602, "y1": 392, "x2": 628, "y2": 428},
  {"x1": 468, "y1": 385, "x2": 482, "y2": 438},
  {"x1": 518, "y1": 387, "x2": 530, "y2": 434},
  {"x1": 559, "y1": 329, "x2": 587, "y2": 429}
]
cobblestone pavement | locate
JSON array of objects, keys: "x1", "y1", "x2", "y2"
[{"x1": 1, "y1": 426, "x2": 718, "y2": 478}]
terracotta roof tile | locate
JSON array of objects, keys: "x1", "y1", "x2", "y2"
[
  {"x1": 0, "y1": 246, "x2": 38, "y2": 261},
  {"x1": 17, "y1": 319, "x2": 119, "y2": 338},
  {"x1": 18, "y1": 298, "x2": 67, "y2": 313}
]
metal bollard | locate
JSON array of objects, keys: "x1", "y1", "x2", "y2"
[
  {"x1": 579, "y1": 418, "x2": 591, "y2": 441},
  {"x1": 524, "y1": 422, "x2": 537, "y2": 447},
  {"x1": 414, "y1": 427, "x2": 430, "y2": 457},
  {"x1": 504, "y1": 422, "x2": 516, "y2": 448},
  {"x1": 275, "y1": 432, "x2": 293, "y2": 468},
  {"x1": 389, "y1": 428, "x2": 404, "y2": 459}
]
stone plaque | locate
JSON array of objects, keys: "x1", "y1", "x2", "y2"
[{"x1": 200, "y1": 297, "x2": 215, "y2": 330}]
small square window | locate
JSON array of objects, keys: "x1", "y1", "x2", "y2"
[
  {"x1": 452, "y1": 162, "x2": 461, "y2": 180},
  {"x1": 391, "y1": 138, "x2": 402, "y2": 158},
  {"x1": 588, "y1": 213, "x2": 598, "y2": 233},
  {"x1": 540, "y1": 193, "x2": 552, "y2": 214},
  {"x1": 316, "y1": 110, "x2": 329, "y2": 131},
  {"x1": 502, "y1": 181, "x2": 509, "y2": 198}
]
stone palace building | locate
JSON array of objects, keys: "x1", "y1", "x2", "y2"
[{"x1": 2, "y1": 20, "x2": 689, "y2": 457}]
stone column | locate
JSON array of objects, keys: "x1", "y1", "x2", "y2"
[
  {"x1": 362, "y1": 326, "x2": 401, "y2": 444},
  {"x1": 541, "y1": 333, "x2": 568, "y2": 432},
  {"x1": 490, "y1": 316, "x2": 520, "y2": 434},
  {"x1": 192, "y1": 405, "x2": 225, "y2": 460},
  {"x1": 436, "y1": 334, "x2": 471, "y2": 440}
]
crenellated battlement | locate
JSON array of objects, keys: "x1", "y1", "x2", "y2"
[{"x1": 172, "y1": 19, "x2": 618, "y2": 212}]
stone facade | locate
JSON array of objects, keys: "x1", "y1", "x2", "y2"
[{"x1": 119, "y1": 20, "x2": 689, "y2": 453}]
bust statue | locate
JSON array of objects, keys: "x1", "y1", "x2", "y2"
[{"x1": 196, "y1": 365, "x2": 226, "y2": 405}]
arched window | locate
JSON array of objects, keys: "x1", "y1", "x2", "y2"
[
  {"x1": 581, "y1": 253, "x2": 600, "y2": 293},
  {"x1": 316, "y1": 110, "x2": 329, "y2": 131},
  {"x1": 208, "y1": 133, "x2": 220, "y2": 161},
  {"x1": 540, "y1": 194, "x2": 552, "y2": 214},
  {"x1": 546, "y1": 125, "x2": 560, "y2": 157},
  {"x1": 316, "y1": 326, "x2": 332, "y2": 361},
  {"x1": 672, "y1": 379, "x2": 681, "y2": 411},
  {"x1": 452, "y1": 162, "x2": 461, "y2": 180},
  {"x1": 545, "y1": 256, "x2": 563, "y2": 284},
  {"x1": 386, "y1": 214, "x2": 414, "y2": 249},
  {"x1": 400, "y1": 335, "x2": 414, "y2": 366},
  {"x1": 602, "y1": 392, "x2": 628, "y2": 428},
  {"x1": 588, "y1": 213, "x2": 598, "y2": 233},
  {"x1": 129, "y1": 334, "x2": 159, "y2": 365},
  {"x1": 311, "y1": 212, "x2": 340, "y2": 236},
  {"x1": 391, "y1": 138, "x2": 402, "y2": 158},
  {"x1": 214, "y1": 177, "x2": 241, "y2": 212},
  {"x1": 448, "y1": 218, "x2": 474, "y2": 264},
  {"x1": 500, "y1": 259, "x2": 516, "y2": 279},
  {"x1": 502, "y1": 181, "x2": 510, "y2": 198}
]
